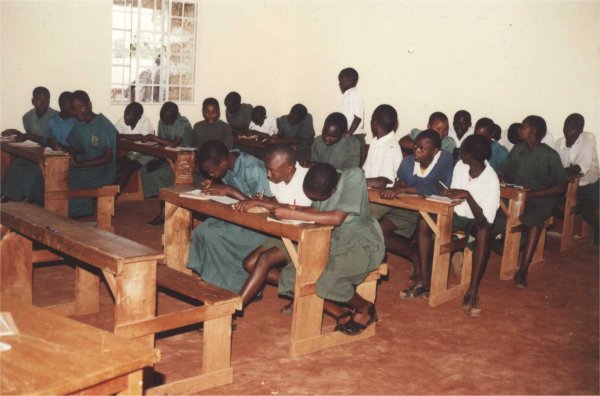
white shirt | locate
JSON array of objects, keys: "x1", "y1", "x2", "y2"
[
  {"x1": 451, "y1": 160, "x2": 500, "y2": 224},
  {"x1": 249, "y1": 116, "x2": 278, "y2": 136},
  {"x1": 268, "y1": 163, "x2": 312, "y2": 206},
  {"x1": 556, "y1": 132, "x2": 600, "y2": 186},
  {"x1": 114, "y1": 114, "x2": 155, "y2": 135},
  {"x1": 340, "y1": 87, "x2": 365, "y2": 135},
  {"x1": 362, "y1": 132, "x2": 401, "y2": 185},
  {"x1": 448, "y1": 126, "x2": 473, "y2": 146}
]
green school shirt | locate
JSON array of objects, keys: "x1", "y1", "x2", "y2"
[
  {"x1": 311, "y1": 135, "x2": 361, "y2": 170},
  {"x1": 22, "y1": 107, "x2": 58, "y2": 137},
  {"x1": 276, "y1": 114, "x2": 315, "y2": 161},
  {"x1": 158, "y1": 115, "x2": 193, "y2": 146},
  {"x1": 410, "y1": 128, "x2": 455, "y2": 154},
  {"x1": 189, "y1": 119, "x2": 233, "y2": 149},
  {"x1": 225, "y1": 103, "x2": 253, "y2": 131}
]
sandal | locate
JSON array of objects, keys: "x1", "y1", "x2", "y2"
[
  {"x1": 513, "y1": 272, "x2": 528, "y2": 289},
  {"x1": 279, "y1": 301, "x2": 293, "y2": 315},
  {"x1": 333, "y1": 309, "x2": 355, "y2": 332},
  {"x1": 399, "y1": 282, "x2": 430, "y2": 299},
  {"x1": 462, "y1": 293, "x2": 481, "y2": 317},
  {"x1": 337, "y1": 305, "x2": 378, "y2": 336}
]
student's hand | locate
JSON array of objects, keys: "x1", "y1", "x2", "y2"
[
  {"x1": 380, "y1": 186, "x2": 401, "y2": 200},
  {"x1": 232, "y1": 199, "x2": 260, "y2": 212},
  {"x1": 443, "y1": 188, "x2": 469, "y2": 200},
  {"x1": 14, "y1": 134, "x2": 29, "y2": 142},
  {"x1": 1, "y1": 129, "x2": 21, "y2": 137},
  {"x1": 141, "y1": 134, "x2": 151, "y2": 143},
  {"x1": 203, "y1": 184, "x2": 232, "y2": 196},
  {"x1": 200, "y1": 179, "x2": 212, "y2": 190},
  {"x1": 273, "y1": 206, "x2": 297, "y2": 219}
]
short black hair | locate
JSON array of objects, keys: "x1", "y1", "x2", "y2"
[
  {"x1": 125, "y1": 102, "x2": 144, "y2": 118},
  {"x1": 428, "y1": 112, "x2": 448, "y2": 125},
  {"x1": 266, "y1": 143, "x2": 296, "y2": 165},
  {"x1": 160, "y1": 101, "x2": 178, "y2": 117},
  {"x1": 415, "y1": 129, "x2": 442, "y2": 149},
  {"x1": 454, "y1": 110, "x2": 471, "y2": 122},
  {"x1": 372, "y1": 104, "x2": 398, "y2": 132},
  {"x1": 71, "y1": 90, "x2": 90, "y2": 104},
  {"x1": 197, "y1": 140, "x2": 229, "y2": 168},
  {"x1": 324, "y1": 112, "x2": 348, "y2": 134},
  {"x1": 251, "y1": 106, "x2": 266, "y2": 122},
  {"x1": 58, "y1": 91, "x2": 72, "y2": 108},
  {"x1": 203, "y1": 97, "x2": 219, "y2": 111},
  {"x1": 461, "y1": 134, "x2": 492, "y2": 162},
  {"x1": 523, "y1": 115, "x2": 547, "y2": 140},
  {"x1": 32, "y1": 86, "x2": 50, "y2": 99},
  {"x1": 303, "y1": 163, "x2": 338, "y2": 198},
  {"x1": 339, "y1": 67, "x2": 359, "y2": 83},
  {"x1": 508, "y1": 123, "x2": 521, "y2": 144},
  {"x1": 224, "y1": 91, "x2": 241, "y2": 105},
  {"x1": 491, "y1": 124, "x2": 501, "y2": 141},
  {"x1": 290, "y1": 104, "x2": 308, "y2": 121},
  {"x1": 474, "y1": 117, "x2": 495, "y2": 136},
  {"x1": 564, "y1": 113, "x2": 584, "y2": 132}
]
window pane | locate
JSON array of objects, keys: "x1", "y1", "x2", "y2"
[
  {"x1": 171, "y1": 17, "x2": 182, "y2": 33},
  {"x1": 169, "y1": 87, "x2": 180, "y2": 101},
  {"x1": 171, "y1": 1, "x2": 183, "y2": 17},
  {"x1": 184, "y1": 3, "x2": 195, "y2": 17},
  {"x1": 169, "y1": 72, "x2": 180, "y2": 85},
  {"x1": 180, "y1": 87, "x2": 192, "y2": 102}
]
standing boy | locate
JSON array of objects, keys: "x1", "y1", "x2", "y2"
[{"x1": 338, "y1": 67, "x2": 366, "y2": 163}]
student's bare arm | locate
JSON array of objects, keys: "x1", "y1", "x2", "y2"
[
  {"x1": 70, "y1": 148, "x2": 113, "y2": 168},
  {"x1": 527, "y1": 182, "x2": 568, "y2": 199},
  {"x1": 274, "y1": 207, "x2": 347, "y2": 226},
  {"x1": 380, "y1": 183, "x2": 418, "y2": 199},
  {"x1": 366, "y1": 177, "x2": 393, "y2": 189},
  {"x1": 202, "y1": 184, "x2": 249, "y2": 201},
  {"x1": 444, "y1": 189, "x2": 488, "y2": 225},
  {"x1": 347, "y1": 116, "x2": 362, "y2": 136},
  {"x1": 564, "y1": 165, "x2": 582, "y2": 176},
  {"x1": 2, "y1": 129, "x2": 22, "y2": 136},
  {"x1": 15, "y1": 132, "x2": 44, "y2": 144},
  {"x1": 119, "y1": 133, "x2": 148, "y2": 141}
]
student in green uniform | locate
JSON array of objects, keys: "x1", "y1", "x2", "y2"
[
  {"x1": 399, "y1": 112, "x2": 456, "y2": 156},
  {"x1": 224, "y1": 91, "x2": 252, "y2": 134},
  {"x1": 242, "y1": 163, "x2": 384, "y2": 335},
  {"x1": 144, "y1": 102, "x2": 193, "y2": 225},
  {"x1": 271, "y1": 104, "x2": 316, "y2": 161},
  {"x1": 66, "y1": 90, "x2": 117, "y2": 218},
  {"x1": 500, "y1": 115, "x2": 568, "y2": 288},
  {"x1": 1, "y1": 87, "x2": 58, "y2": 202},
  {"x1": 309, "y1": 112, "x2": 361, "y2": 170},
  {"x1": 186, "y1": 140, "x2": 272, "y2": 293},
  {"x1": 189, "y1": 98, "x2": 233, "y2": 150}
]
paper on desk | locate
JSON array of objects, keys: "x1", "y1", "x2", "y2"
[
  {"x1": 9, "y1": 140, "x2": 40, "y2": 147},
  {"x1": 133, "y1": 141, "x2": 159, "y2": 146},
  {"x1": 180, "y1": 189, "x2": 239, "y2": 205},
  {"x1": 425, "y1": 194, "x2": 453, "y2": 203},
  {"x1": 0, "y1": 312, "x2": 19, "y2": 337},
  {"x1": 44, "y1": 147, "x2": 66, "y2": 155},
  {"x1": 165, "y1": 146, "x2": 196, "y2": 151},
  {"x1": 267, "y1": 216, "x2": 315, "y2": 225}
]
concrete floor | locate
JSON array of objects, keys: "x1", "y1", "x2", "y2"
[{"x1": 33, "y1": 198, "x2": 599, "y2": 395}]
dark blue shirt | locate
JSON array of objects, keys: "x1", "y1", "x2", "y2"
[{"x1": 397, "y1": 150, "x2": 453, "y2": 196}]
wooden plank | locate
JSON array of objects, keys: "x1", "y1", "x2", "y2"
[
  {"x1": 117, "y1": 138, "x2": 179, "y2": 161},
  {"x1": 428, "y1": 212, "x2": 455, "y2": 307},
  {"x1": 429, "y1": 283, "x2": 469, "y2": 307},
  {"x1": 203, "y1": 315, "x2": 233, "y2": 373},
  {"x1": 163, "y1": 203, "x2": 193, "y2": 274},
  {"x1": 44, "y1": 302, "x2": 76, "y2": 316},
  {"x1": 499, "y1": 188, "x2": 527, "y2": 280},
  {"x1": 146, "y1": 368, "x2": 233, "y2": 395},
  {"x1": 560, "y1": 175, "x2": 581, "y2": 253},
  {"x1": 75, "y1": 265, "x2": 100, "y2": 315},
  {"x1": 0, "y1": 231, "x2": 33, "y2": 304},
  {"x1": 45, "y1": 184, "x2": 120, "y2": 199},
  {"x1": 1, "y1": 203, "x2": 163, "y2": 273},
  {"x1": 77, "y1": 373, "x2": 129, "y2": 395},
  {"x1": 42, "y1": 154, "x2": 70, "y2": 216},
  {"x1": 290, "y1": 325, "x2": 376, "y2": 357},
  {"x1": 32, "y1": 249, "x2": 63, "y2": 263},
  {"x1": 368, "y1": 188, "x2": 458, "y2": 216},
  {"x1": 0, "y1": 295, "x2": 158, "y2": 396}
]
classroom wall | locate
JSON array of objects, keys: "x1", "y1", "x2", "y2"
[{"x1": 1, "y1": 0, "x2": 599, "y2": 145}]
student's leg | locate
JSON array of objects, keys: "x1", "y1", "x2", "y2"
[
  {"x1": 514, "y1": 225, "x2": 542, "y2": 287},
  {"x1": 464, "y1": 223, "x2": 492, "y2": 314},
  {"x1": 148, "y1": 201, "x2": 165, "y2": 225},
  {"x1": 335, "y1": 292, "x2": 378, "y2": 335},
  {"x1": 578, "y1": 182, "x2": 599, "y2": 245},
  {"x1": 239, "y1": 247, "x2": 287, "y2": 307},
  {"x1": 400, "y1": 217, "x2": 432, "y2": 298},
  {"x1": 116, "y1": 157, "x2": 142, "y2": 190},
  {"x1": 379, "y1": 218, "x2": 418, "y2": 276}
]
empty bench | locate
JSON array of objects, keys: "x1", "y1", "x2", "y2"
[{"x1": 0, "y1": 202, "x2": 241, "y2": 394}]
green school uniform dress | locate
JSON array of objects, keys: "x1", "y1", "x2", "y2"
[
  {"x1": 139, "y1": 115, "x2": 192, "y2": 198},
  {"x1": 189, "y1": 120, "x2": 233, "y2": 150},
  {"x1": 410, "y1": 128, "x2": 456, "y2": 154},
  {"x1": 225, "y1": 103, "x2": 253, "y2": 131},
  {"x1": 186, "y1": 151, "x2": 272, "y2": 293},
  {"x1": 310, "y1": 135, "x2": 361, "y2": 171},
  {"x1": 278, "y1": 168, "x2": 385, "y2": 303},
  {"x1": 1, "y1": 107, "x2": 58, "y2": 202},
  {"x1": 501, "y1": 142, "x2": 568, "y2": 228},
  {"x1": 67, "y1": 114, "x2": 117, "y2": 218},
  {"x1": 276, "y1": 114, "x2": 316, "y2": 161}
]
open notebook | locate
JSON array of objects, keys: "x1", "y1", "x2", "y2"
[{"x1": 179, "y1": 189, "x2": 239, "y2": 205}]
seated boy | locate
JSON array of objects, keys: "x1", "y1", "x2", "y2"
[
  {"x1": 241, "y1": 163, "x2": 384, "y2": 335},
  {"x1": 378, "y1": 130, "x2": 453, "y2": 279},
  {"x1": 66, "y1": 90, "x2": 117, "y2": 218},
  {"x1": 189, "y1": 98, "x2": 233, "y2": 149},
  {"x1": 499, "y1": 115, "x2": 568, "y2": 287},
  {"x1": 472, "y1": 117, "x2": 509, "y2": 174},
  {"x1": 399, "y1": 112, "x2": 456, "y2": 155},
  {"x1": 272, "y1": 104, "x2": 315, "y2": 161},
  {"x1": 310, "y1": 112, "x2": 361, "y2": 170},
  {"x1": 411, "y1": 135, "x2": 500, "y2": 316},
  {"x1": 114, "y1": 102, "x2": 155, "y2": 190},
  {"x1": 249, "y1": 106, "x2": 278, "y2": 137},
  {"x1": 338, "y1": 67, "x2": 366, "y2": 163},
  {"x1": 363, "y1": 104, "x2": 402, "y2": 189},
  {"x1": 1, "y1": 86, "x2": 58, "y2": 202},
  {"x1": 556, "y1": 113, "x2": 599, "y2": 245},
  {"x1": 448, "y1": 110, "x2": 473, "y2": 146},
  {"x1": 224, "y1": 91, "x2": 253, "y2": 134},
  {"x1": 498, "y1": 122, "x2": 521, "y2": 151},
  {"x1": 187, "y1": 140, "x2": 272, "y2": 293}
]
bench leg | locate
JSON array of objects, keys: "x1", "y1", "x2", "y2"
[
  {"x1": 97, "y1": 196, "x2": 115, "y2": 232},
  {"x1": 75, "y1": 264, "x2": 100, "y2": 315},
  {"x1": 163, "y1": 203, "x2": 192, "y2": 274},
  {"x1": 117, "y1": 369, "x2": 143, "y2": 396},
  {"x1": 560, "y1": 207, "x2": 577, "y2": 253},
  {"x1": 0, "y1": 231, "x2": 33, "y2": 304},
  {"x1": 531, "y1": 226, "x2": 548, "y2": 268}
]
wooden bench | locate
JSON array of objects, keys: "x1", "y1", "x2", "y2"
[
  {"x1": 555, "y1": 175, "x2": 594, "y2": 253},
  {"x1": 117, "y1": 138, "x2": 195, "y2": 201},
  {"x1": 0, "y1": 202, "x2": 240, "y2": 394},
  {"x1": 0, "y1": 294, "x2": 159, "y2": 396}
]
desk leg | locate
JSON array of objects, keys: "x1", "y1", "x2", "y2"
[
  {"x1": 0, "y1": 231, "x2": 33, "y2": 304},
  {"x1": 429, "y1": 213, "x2": 461, "y2": 307},
  {"x1": 163, "y1": 203, "x2": 192, "y2": 274},
  {"x1": 43, "y1": 156, "x2": 69, "y2": 216},
  {"x1": 500, "y1": 196, "x2": 525, "y2": 280},
  {"x1": 75, "y1": 264, "x2": 100, "y2": 315},
  {"x1": 115, "y1": 260, "x2": 157, "y2": 347},
  {"x1": 118, "y1": 370, "x2": 143, "y2": 396}
]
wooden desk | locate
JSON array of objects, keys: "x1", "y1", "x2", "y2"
[
  {"x1": 161, "y1": 186, "x2": 381, "y2": 357},
  {"x1": 498, "y1": 186, "x2": 529, "y2": 280},
  {"x1": 559, "y1": 175, "x2": 593, "y2": 252},
  {"x1": 1, "y1": 141, "x2": 70, "y2": 215},
  {"x1": 233, "y1": 135, "x2": 272, "y2": 159},
  {"x1": 117, "y1": 138, "x2": 195, "y2": 200},
  {"x1": 368, "y1": 189, "x2": 464, "y2": 307},
  {"x1": 0, "y1": 294, "x2": 159, "y2": 395}
]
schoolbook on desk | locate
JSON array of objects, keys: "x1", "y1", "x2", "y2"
[
  {"x1": 180, "y1": 189, "x2": 239, "y2": 205},
  {"x1": 426, "y1": 195, "x2": 454, "y2": 203},
  {"x1": 267, "y1": 216, "x2": 315, "y2": 225}
]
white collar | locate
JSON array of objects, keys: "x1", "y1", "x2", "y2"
[
  {"x1": 413, "y1": 150, "x2": 442, "y2": 178},
  {"x1": 372, "y1": 131, "x2": 396, "y2": 147}
]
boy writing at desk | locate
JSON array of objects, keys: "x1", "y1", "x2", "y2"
[
  {"x1": 237, "y1": 163, "x2": 385, "y2": 335},
  {"x1": 224, "y1": 91, "x2": 253, "y2": 134},
  {"x1": 271, "y1": 104, "x2": 315, "y2": 161}
]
